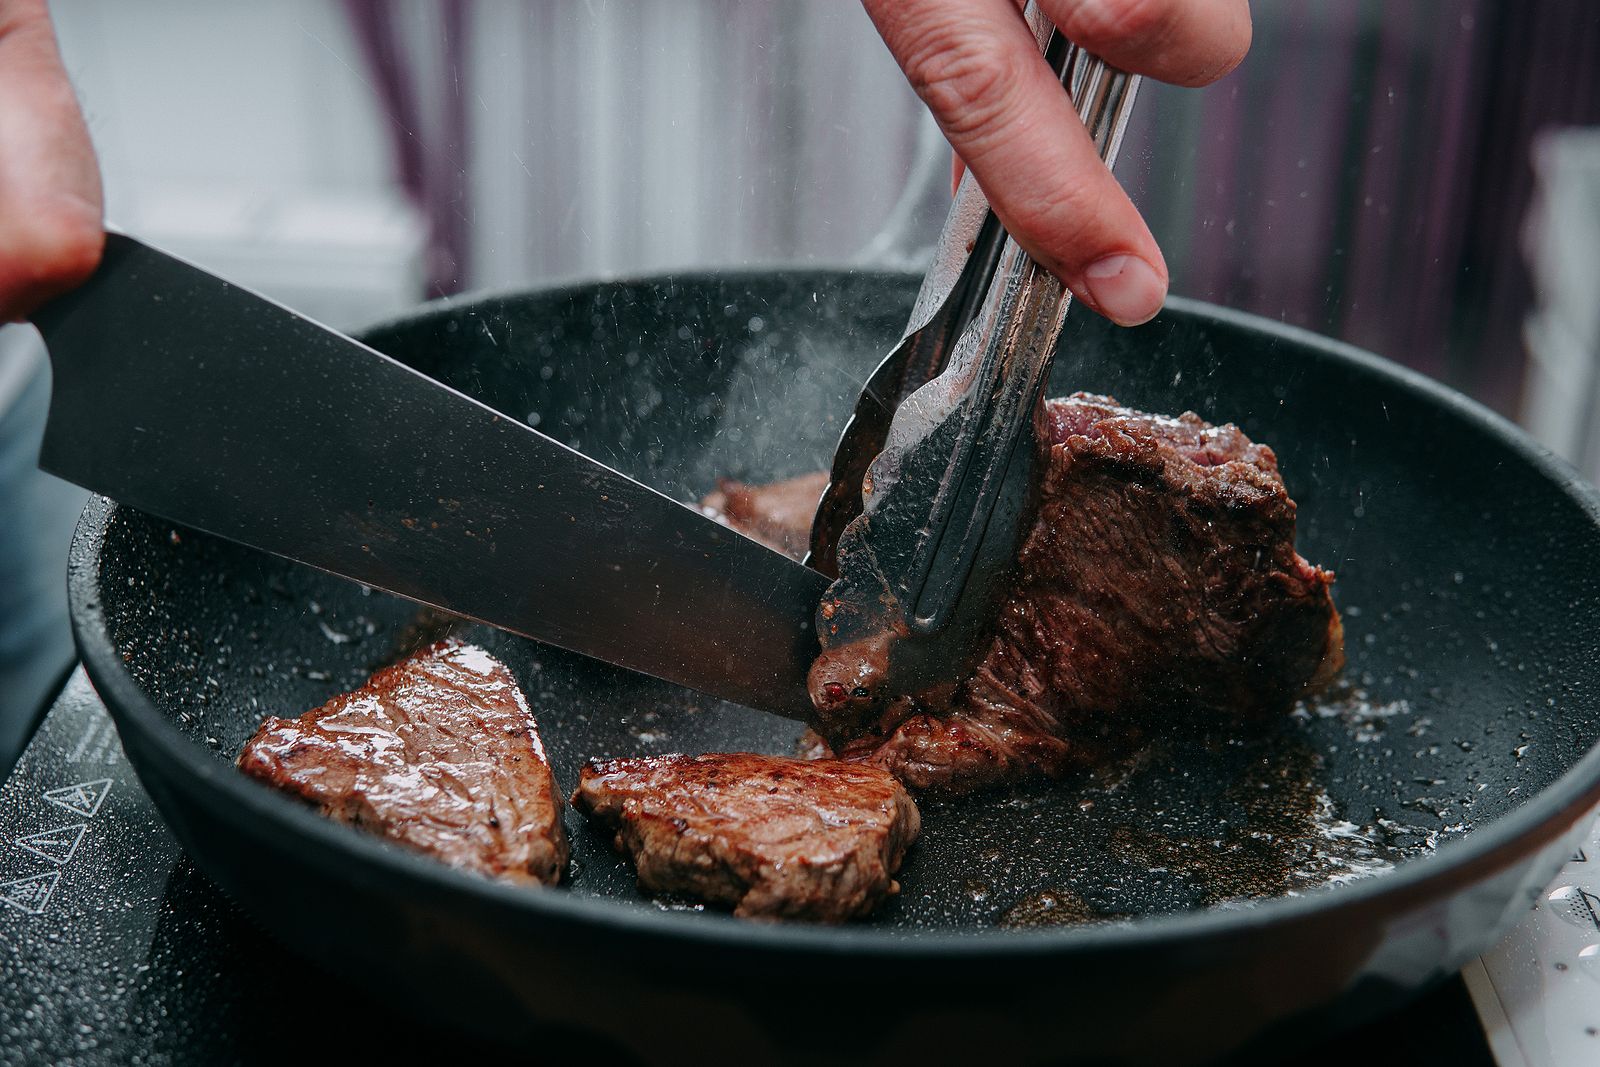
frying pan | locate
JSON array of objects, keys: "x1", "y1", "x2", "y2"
[{"x1": 65, "y1": 269, "x2": 1600, "y2": 1065}]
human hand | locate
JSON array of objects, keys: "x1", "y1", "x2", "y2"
[
  {"x1": 0, "y1": 0, "x2": 103, "y2": 323},
  {"x1": 863, "y1": 0, "x2": 1250, "y2": 326}
]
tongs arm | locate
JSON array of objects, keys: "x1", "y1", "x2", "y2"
[
  {"x1": 806, "y1": 169, "x2": 1006, "y2": 577},
  {"x1": 904, "y1": 46, "x2": 1140, "y2": 634},
  {"x1": 806, "y1": 16, "x2": 1142, "y2": 724},
  {"x1": 807, "y1": 5, "x2": 1138, "y2": 576}
]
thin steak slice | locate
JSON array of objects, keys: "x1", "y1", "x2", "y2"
[
  {"x1": 700, "y1": 470, "x2": 828, "y2": 558},
  {"x1": 572, "y1": 752, "x2": 920, "y2": 922},
  {"x1": 810, "y1": 393, "x2": 1344, "y2": 792},
  {"x1": 238, "y1": 639, "x2": 568, "y2": 885}
]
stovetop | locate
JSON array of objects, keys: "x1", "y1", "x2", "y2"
[{"x1": 0, "y1": 670, "x2": 1502, "y2": 1066}]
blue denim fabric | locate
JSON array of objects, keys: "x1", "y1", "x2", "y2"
[{"x1": 0, "y1": 342, "x2": 88, "y2": 773}]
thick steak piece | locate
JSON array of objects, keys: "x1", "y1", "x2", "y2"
[
  {"x1": 709, "y1": 393, "x2": 1344, "y2": 795},
  {"x1": 572, "y1": 752, "x2": 920, "y2": 922},
  {"x1": 822, "y1": 393, "x2": 1344, "y2": 792},
  {"x1": 237, "y1": 639, "x2": 568, "y2": 885},
  {"x1": 700, "y1": 470, "x2": 828, "y2": 558}
]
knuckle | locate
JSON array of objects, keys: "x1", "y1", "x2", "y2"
[
  {"x1": 1174, "y1": 6, "x2": 1252, "y2": 86},
  {"x1": 1058, "y1": 0, "x2": 1170, "y2": 52},
  {"x1": 1054, "y1": 0, "x2": 1253, "y2": 86},
  {"x1": 0, "y1": 2, "x2": 47, "y2": 38},
  {"x1": 900, "y1": 26, "x2": 1029, "y2": 142}
]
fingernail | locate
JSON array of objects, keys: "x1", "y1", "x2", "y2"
[{"x1": 1082, "y1": 255, "x2": 1166, "y2": 326}]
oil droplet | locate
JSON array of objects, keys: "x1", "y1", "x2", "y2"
[{"x1": 1000, "y1": 888, "x2": 1102, "y2": 928}]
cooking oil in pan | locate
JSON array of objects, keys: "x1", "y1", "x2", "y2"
[{"x1": 887, "y1": 682, "x2": 1461, "y2": 930}]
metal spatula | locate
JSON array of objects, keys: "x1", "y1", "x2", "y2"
[{"x1": 805, "y1": 10, "x2": 1141, "y2": 722}]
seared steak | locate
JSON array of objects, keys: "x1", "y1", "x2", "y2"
[
  {"x1": 572, "y1": 752, "x2": 920, "y2": 922},
  {"x1": 707, "y1": 394, "x2": 1343, "y2": 794},
  {"x1": 812, "y1": 393, "x2": 1344, "y2": 792},
  {"x1": 700, "y1": 470, "x2": 828, "y2": 558},
  {"x1": 238, "y1": 639, "x2": 568, "y2": 885}
]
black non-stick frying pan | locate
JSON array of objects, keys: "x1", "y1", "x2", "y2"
[{"x1": 66, "y1": 270, "x2": 1600, "y2": 1065}]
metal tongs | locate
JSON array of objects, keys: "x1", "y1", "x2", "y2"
[{"x1": 805, "y1": 6, "x2": 1141, "y2": 723}]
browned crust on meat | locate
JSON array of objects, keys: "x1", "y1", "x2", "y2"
[
  {"x1": 237, "y1": 639, "x2": 568, "y2": 885},
  {"x1": 834, "y1": 393, "x2": 1344, "y2": 792},
  {"x1": 572, "y1": 752, "x2": 920, "y2": 922}
]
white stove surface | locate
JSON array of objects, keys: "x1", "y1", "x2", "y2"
[{"x1": 1468, "y1": 805, "x2": 1600, "y2": 1066}]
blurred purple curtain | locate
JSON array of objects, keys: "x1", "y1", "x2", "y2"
[
  {"x1": 1125, "y1": 0, "x2": 1600, "y2": 414},
  {"x1": 343, "y1": 0, "x2": 471, "y2": 297},
  {"x1": 339, "y1": 1, "x2": 1600, "y2": 412}
]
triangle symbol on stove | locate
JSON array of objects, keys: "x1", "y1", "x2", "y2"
[
  {"x1": 0, "y1": 871, "x2": 60, "y2": 915},
  {"x1": 14, "y1": 824, "x2": 88, "y2": 865},
  {"x1": 42, "y1": 778, "x2": 112, "y2": 818}
]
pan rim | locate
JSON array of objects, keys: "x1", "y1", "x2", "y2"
[{"x1": 66, "y1": 282, "x2": 1600, "y2": 963}]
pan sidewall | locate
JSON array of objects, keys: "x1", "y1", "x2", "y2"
[{"x1": 61, "y1": 280, "x2": 1600, "y2": 1062}]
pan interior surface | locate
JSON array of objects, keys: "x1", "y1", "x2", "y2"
[{"x1": 92, "y1": 270, "x2": 1600, "y2": 935}]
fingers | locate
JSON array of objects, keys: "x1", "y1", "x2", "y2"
[
  {"x1": 0, "y1": 0, "x2": 103, "y2": 323},
  {"x1": 864, "y1": 0, "x2": 1167, "y2": 324},
  {"x1": 1038, "y1": 0, "x2": 1251, "y2": 87}
]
